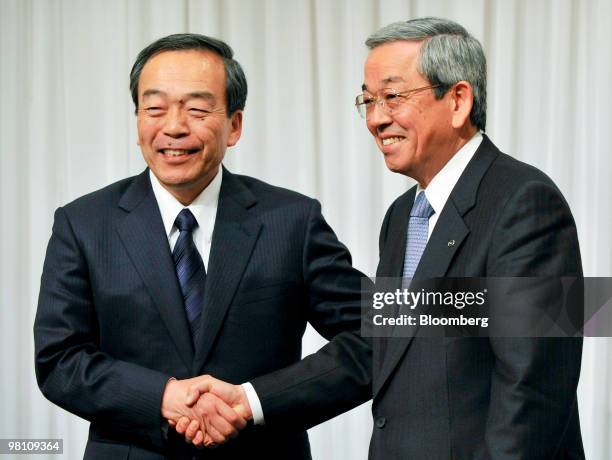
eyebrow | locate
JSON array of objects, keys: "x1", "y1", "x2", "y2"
[
  {"x1": 142, "y1": 89, "x2": 216, "y2": 103},
  {"x1": 383, "y1": 76, "x2": 406, "y2": 85},
  {"x1": 362, "y1": 76, "x2": 408, "y2": 91}
]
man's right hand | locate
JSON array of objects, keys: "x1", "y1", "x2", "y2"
[{"x1": 161, "y1": 377, "x2": 248, "y2": 447}]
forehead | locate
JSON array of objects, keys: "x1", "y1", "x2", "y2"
[
  {"x1": 138, "y1": 50, "x2": 225, "y2": 96},
  {"x1": 364, "y1": 40, "x2": 424, "y2": 89}
]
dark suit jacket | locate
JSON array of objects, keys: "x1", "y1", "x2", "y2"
[
  {"x1": 252, "y1": 135, "x2": 584, "y2": 459},
  {"x1": 34, "y1": 167, "x2": 369, "y2": 460}
]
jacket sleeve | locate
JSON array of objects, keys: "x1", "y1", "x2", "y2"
[
  {"x1": 485, "y1": 181, "x2": 583, "y2": 459},
  {"x1": 251, "y1": 199, "x2": 372, "y2": 431},
  {"x1": 34, "y1": 207, "x2": 170, "y2": 448}
]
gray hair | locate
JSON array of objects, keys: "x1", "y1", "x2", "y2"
[
  {"x1": 129, "y1": 33, "x2": 247, "y2": 117},
  {"x1": 366, "y1": 17, "x2": 487, "y2": 131}
]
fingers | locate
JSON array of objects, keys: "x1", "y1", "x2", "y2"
[
  {"x1": 186, "y1": 375, "x2": 213, "y2": 406},
  {"x1": 186, "y1": 374, "x2": 248, "y2": 418},
  {"x1": 203, "y1": 420, "x2": 226, "y2": 445},
  {"x1": 207, "y1": 380, "x2": 253, "y2": 421},
  {"x1": 170, "y1": 375, "x2": 249, "y2": 448},
  {"x1": 215, "y1": 397, "x2": 248, "y2": 431},
  {"x1": 195, "y1": 393, "x2": 247, "y2": 445},
  {"x1": 185, "y1": 419, "x2": 200, "y2": 441},
  {"x1": 207, "y1": 378, "x2": 240, "y2": 404},
  {"x1": 175, "y1": 417, "x2": 205, "y2": 448},
  {"x1": 174, "y1": 416, "x2": 191, "y2": 434},
  {"x1": 192, "y1": 430, "x2": 206, "y2": 449},
  {"x1": 185, "y1": 386, "x2": 201, "y2": 407},
  {"x1": 232, "y1": 403, "x2": 252, "y2": 421}
]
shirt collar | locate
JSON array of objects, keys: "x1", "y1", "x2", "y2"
[
  {"x1": 417, "y1": 131, "x2": 483, "y2": 213},
  {"x1": 149, "y1": 168, "x2": 222, "y2": 238}
]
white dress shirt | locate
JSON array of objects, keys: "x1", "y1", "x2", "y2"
[
  {"x1": 417, "y1": 132, "x2": 483, "y2": 239},
  {"x1": 149, "y1": 169, "x2": 265, "y2": 425},
  {"x1": 149, "y1": 169, "x2": 222, "y2": 268}
]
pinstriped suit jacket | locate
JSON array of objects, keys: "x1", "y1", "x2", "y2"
[
  {"x1": 368, "y1": 135, "x2": 584, "y2": 459},
  {"x1": 34, "y1": 167, "x2": 369, "y2": 460}
]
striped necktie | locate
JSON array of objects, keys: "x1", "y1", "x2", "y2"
[{"x1": 172, "y1": 208, "x2": 206, "y2": 346}]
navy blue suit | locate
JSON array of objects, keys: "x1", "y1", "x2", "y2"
[{"x1": 34, "y1": 167, "x2": 370, "y2": 459}]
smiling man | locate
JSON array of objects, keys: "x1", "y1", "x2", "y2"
[
  {"x1": 354, "y1": 19, "x2": 584, "y2": 458},
  {"x1": 34, "y1": 34, "x2": 370, "y2": 460}
]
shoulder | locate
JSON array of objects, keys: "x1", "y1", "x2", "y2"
[
  {"x1": 479, "y1": 147, "x2": 568, "y2": 210},
  {"x1": 59, "y1": 173, "x2": 141, "y2": 222},
  {"x1": 230, "y1": 172, "x2": 319, "y2": 210},
  {"x1": 487, "y1": 151, "x2": 557, "y2": 189}
]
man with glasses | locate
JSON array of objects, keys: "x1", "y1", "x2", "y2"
[
  {"x1": 186, "y1": 17, "x2": 584, "y2": 459},
  {"x1": 34, "y1": 33, "x2": 371, "y2": 460},
  {"x1": 350, "y1": 17, "x2": 583, "y2": 459}
]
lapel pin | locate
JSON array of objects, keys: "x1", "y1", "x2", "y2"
[{"x1": 447, "y1": 239, "x2": 455, "y2": 247}]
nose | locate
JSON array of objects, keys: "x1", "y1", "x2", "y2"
[
  {"x1": 162, "y1": 106, "x2": 189, "y2": 138},
  {"x1": 366, "y1": 100, "x2": 393, "y2": 132}
]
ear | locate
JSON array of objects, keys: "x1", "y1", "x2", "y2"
[
  {"x1": 227, "y1": 110, "x2": 243, "y2": 147},
  {"x1": 449, "y1": 81, "x2": 474, "y2": 129}
]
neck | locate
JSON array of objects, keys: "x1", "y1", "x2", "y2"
[
  {"x1": 415, "y1": 126, "x2": 478, "y2": 188},
  {"x1": 160, "y1": 168, "x2": 219, "y2": 206}
]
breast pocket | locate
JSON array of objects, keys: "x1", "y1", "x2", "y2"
[{"x1": 232, "y1": 280, "x2": 300, "y2": 306}]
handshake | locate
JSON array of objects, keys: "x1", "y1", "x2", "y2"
[{"x1": 161, "y1": 375, "x2": 252, "y2": 448}]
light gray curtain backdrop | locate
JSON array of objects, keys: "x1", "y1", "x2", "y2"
[{"x1": 1, "y1": 0, "x2": 611, "y2": 458}]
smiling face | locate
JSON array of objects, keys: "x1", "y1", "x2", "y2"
[
  {"x1": 137, "y1": 50, "x2": 242, "y2": 204},
  {"x1": 363, "y1": 40, "x2": 470, "y2": 186}
]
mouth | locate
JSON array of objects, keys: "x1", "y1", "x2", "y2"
[
  {"x1": 159, "y1": 148, "x2": 199, "y2": 157},
  {"x1": 381, "y1": 136, "x2": 405, "y2": 146}
]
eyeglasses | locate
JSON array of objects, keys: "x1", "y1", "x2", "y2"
[{"x1": 355, "y1": 84, "x2": 441, "y2": 119}]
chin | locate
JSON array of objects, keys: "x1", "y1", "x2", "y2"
[
  {"x1": 384, "y1": 159, "x2": 405, "y2": 174},
  {"x1": 155, "y1": 172, "x2": 192, "y2": 187}
]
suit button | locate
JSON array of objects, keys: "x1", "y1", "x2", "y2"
[{"x1": 375, "y1": 416, "x2": 386, "y2": 428}]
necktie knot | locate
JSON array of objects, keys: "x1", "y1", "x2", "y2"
[
  {"x1": 175, "y1": 208, "x2": 198, "y2": 232},
  {"x1": 410, "y1": 192, "x2": 435, "y2": 218}
]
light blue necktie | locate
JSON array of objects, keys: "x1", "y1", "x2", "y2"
[
  {"x1": 403, "y1": 192, "x2": 435, "y2": 279},
  {"x1": 173, "y1": 209, "x2": 206, "y2": 347}
]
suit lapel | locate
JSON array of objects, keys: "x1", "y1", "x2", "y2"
[
  {"x1": 192, "y1": 168, "x2": 262, "y2": 373},
  {"x1": 374, "y1": 135, "x2": 500, "y2": 397},
  {"x1": 115, "y1": 170, "x2": 195, "y2": 369},
  {"x1": 374, "y1": 200, "x2": 470, "y2": 396}
]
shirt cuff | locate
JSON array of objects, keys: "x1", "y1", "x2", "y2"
[{"x1": 242, "y1": 382, "x2": 265, "y2": 425}]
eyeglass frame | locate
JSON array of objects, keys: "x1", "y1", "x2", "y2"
[{"x1": 355, "y1": 84, "x2": 442, "y2": 119}]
